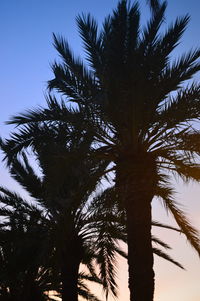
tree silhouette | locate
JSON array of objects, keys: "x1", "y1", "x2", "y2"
[
  {"x1": 5, "y1": 0, "x2": 200, "y2": 300},
  {"x1": 0, "y1": 191, "x2": 57, "y2": 301},
  {"x1": 0, "y1": 120, "x2": 127, "y2": 301}
]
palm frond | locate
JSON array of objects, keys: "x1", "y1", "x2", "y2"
[
  {"x1": 153, "y1": 247, "x2": 184, "y2": 269},
  {"x1": 95, "y1": 222, "x2": 119, "y2": 298},
  {"x1": 78, "y1": 285, "x2": 102, "y2": 301},
  {"x1": 159, "y1": 84, "x2": 200, "y2": 128},
  {"x1": 156, "y1": 185, "x2": 200, "y2": 256},
  {"x1": 76, "y1": 13, "x2": 103, "y2": 72},
  {"x1": 126, "y1": 2, "x2": 140, "y2": 56},
  {"x1": 152, "y1": 220, "x2": 181, "y2": 232},
  {"x1": 147, "y1": 0, "x2": 163, "y2": 14},
  {"x1": 7, "y1": 94, "x2": 81, "y2": 126},
  {"x1": 152, "y1": 235, "x2": 171, "y2": 249},
  {"x1": 141, "y1": 0, "x2": 167, "y2": 50},
  {"x1": 158, "y1": 49, "x2": 200, "y2": 99},
  {"x1": 7, "y1": 152, "x2": 44, "y2": 200}
]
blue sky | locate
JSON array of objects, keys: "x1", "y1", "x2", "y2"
[
  {"x1": 1, "y1": 1, "x2": 200, "y2": 300},
  {"x1": 1, "y1": 0, "x2": 200, "y2": 131}
]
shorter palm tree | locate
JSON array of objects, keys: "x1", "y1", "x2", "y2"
[
  {"x1": 0, "y1": 183, "x2": 117, "y2": 301},
  {"x1": 0, "y1": 120, "x2": 126, "y2": 301},
  {"x1": 0, "y1": 195, "x2": 56, "y2": 301}
]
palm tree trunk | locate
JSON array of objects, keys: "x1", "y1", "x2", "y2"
[
  {"x1": 125, "y1": 193, "x2": 154, "y2": 301},
  {"x1": 61, "y1": 254, "x2": 80, "y2": 301},
  {"x1": 60, "y1": 233, "x2": 83, "y2": 301},
  {"x1": 21, "y1": 270, "x2": 39, "y2": 301},
  {"x1": 116, "y1": 151, "x2": 156, "y2": 301}
]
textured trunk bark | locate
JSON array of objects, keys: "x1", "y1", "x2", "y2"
[
  {"x1": 125, "y1": 193, "x2": 154, "y2": 301},
  {"x1": 116, "y1": 150, "x2": 156, "y2": 301},
  {"x1": 61, "y1": 234, "x2": 82, "y2": 301},
  {"x1": 61, "y1": 258, "x2": 80, "y2": 301}
]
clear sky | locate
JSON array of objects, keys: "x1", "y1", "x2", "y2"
[{"x1": 1, "y1": 1, "x2": 200, "y2": 300}]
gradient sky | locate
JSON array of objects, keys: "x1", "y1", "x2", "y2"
[{"x1": 1, "y1": 1, "x2": 200, "y2": 300}]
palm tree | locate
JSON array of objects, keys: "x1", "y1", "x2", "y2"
[
  {"x1": 0, "y1": 120, "x2": 128, "y2": 301},
  {"x1": 2, "y1": 106, "x2": 190, "y2": 301},
  {"x1": 0, "y1": 185, "x2": 184, "y2": 301},
  {"x1": 5, "y1": 1, "x2": 200, "y2": 299},
  {"x1": 0, "y1": 132, "x2": 186, "y2": 301},
  {"x1": 0, "y1": 194, "x2": 57, "y2": 301},
  {"x1": 0, "y1": 189, "x2": 111, "y2": 301}
]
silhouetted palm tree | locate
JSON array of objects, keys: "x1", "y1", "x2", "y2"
[
  {"x1": 5, "y1": 1, "x2": 200, "y2": 299},
  {"x1": 0, "y1": 131, "x2": 185, "y2": 301},
  {"x1": 0, "y1": 121, "x2": 127, "y2": 301},
  {"x1": 2, "y1": 102, "x2": 189, "y2": 301},
  {"x1": 0, "y1": 189, "x2": 183, "y2": 301},
  {"x1": 0, "y1": 194, "x2": 57, "y2": 301},
  {"x1": 0, "y1": 191, "x2": 109, "y2": 301}
]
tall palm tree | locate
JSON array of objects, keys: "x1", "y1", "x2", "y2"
[
  {"x1": 2, "y1": 97, "x2": 192, "y2": 301},
  {"x1": 5, "y1": 1, "x2": 200, "y2": 299}
]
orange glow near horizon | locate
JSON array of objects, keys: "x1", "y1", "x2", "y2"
[{"x1": 82, "y1": 180, "x2": 200, "y2": 301}]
